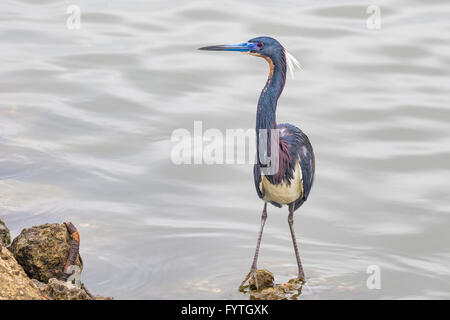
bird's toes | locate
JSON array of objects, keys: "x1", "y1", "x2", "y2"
[
  {"x1": 239, "y1": 269, "x2": 258, "y2": 291},
  {"x1": 296, "y1": 275, "x2": 306, "y2": 284}
]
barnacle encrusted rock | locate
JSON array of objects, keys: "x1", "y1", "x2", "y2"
[
  {"x1": 0, "y1": 245, "x2": 44, "y2": 300},
  {"x1": 9, "y1": 223, "x2": 82, "y2": 283},
  {"x1": 0, "y1": 218, "x2": 11, "y2": 246}
]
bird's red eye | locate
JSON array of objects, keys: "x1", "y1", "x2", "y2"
[{"x1": 257, "y1": 42, "x2": 263, "y2": 48}]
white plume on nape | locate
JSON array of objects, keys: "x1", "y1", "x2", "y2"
[{"x1": 284, "y1": 48, "x2": 303, "y2": 79}]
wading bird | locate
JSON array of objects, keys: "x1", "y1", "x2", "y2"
[{"x1": 199, "y1": 37, "x2": 315, "y2": 288}]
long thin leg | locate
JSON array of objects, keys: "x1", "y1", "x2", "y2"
[
  {"x1": 250, "y1": 202, "x2": 267, "y2": 271},
  {"x1": 240, "y1": 202, "x2": 267, "y2": 289},
  {"x1": 288, "y1": 203, "x2": 305, "y2": 281}
]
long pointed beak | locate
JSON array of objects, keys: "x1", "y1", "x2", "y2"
[{"x1": 198, "y1": 42, "x2": 254, "y2": 52}]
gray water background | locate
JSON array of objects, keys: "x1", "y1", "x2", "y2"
[{"x1": 1, "y1": 0, "x2": 450, "y2": 299}]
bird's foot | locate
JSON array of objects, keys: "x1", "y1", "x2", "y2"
[
  {"x1": 239, "y1": 269, "x2": 259, "y2": 291},
  {"x1": 296, "y1": 272, "x2": 306, "y2": 284}
]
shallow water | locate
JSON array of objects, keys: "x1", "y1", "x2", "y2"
[{"x1": 1, "y1": 0, "x2": 450, "y2": 299}]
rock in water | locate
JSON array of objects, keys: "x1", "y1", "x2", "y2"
[
  {"x1": 0, "y1": 218, "x2": 10, "y2": 246},
  {"x1": 243, "y1": 269, "x2": 304, "y2": 300},
  {"x1": 0, "y1": 245, "x2": 44, "y2": 300},
  {"x1": 9, "y1": 223, "x2": 82, "y2": 283},
  {"x1": 250, "y1": 278, "x2": 303, "y2": 300}
]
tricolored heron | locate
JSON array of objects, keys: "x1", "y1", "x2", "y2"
[{"x1": 199, "y1": 37, "x2": 315, "y2": 288}]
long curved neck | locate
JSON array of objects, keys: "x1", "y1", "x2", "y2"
[
  {"x1": 255, "y1": 52, "x2": 287, "y2": 170},
  {"x1": 256, "y1": 53, "x2": 287, "y2": 131}
]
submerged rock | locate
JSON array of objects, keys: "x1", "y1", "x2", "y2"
[
  {"x1": 9, "y1": 223, "x2": 82, "y2": 283},
  {"x1": 0, "y1": 245, "x2": 44, "y2": 300},
  {"x1": 250, "y1": 278, "x2": 303, "y2": 300},
  {"x1": 0, "y1": 218, "x2": 10, "y2": 246},
  {"x1": 244, "y1": 269, "x2": 303, "y2": 300},
  {"x1": 93, "y1": 294, "x2": 114, "y2": 300}
]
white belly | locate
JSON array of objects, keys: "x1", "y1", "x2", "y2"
[{"x1": 260, "y1": 161, "x2": 303, "y2": 205}]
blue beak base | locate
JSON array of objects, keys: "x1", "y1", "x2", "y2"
[{"x1": 198, "y1": 42, "x2": 254, "y2": 52}]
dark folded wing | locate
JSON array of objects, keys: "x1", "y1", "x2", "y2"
[{"x1": 278, "y1": 123, "x2": 315, "y2": 210}]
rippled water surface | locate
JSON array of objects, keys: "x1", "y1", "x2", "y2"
[{"x1": 1, "y1": 0, "x2": 450, "y2": 299}]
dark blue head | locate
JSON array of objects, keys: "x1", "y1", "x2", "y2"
[{"x1": 199, "y1": 36, "x2": 284, "y2": 61}]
